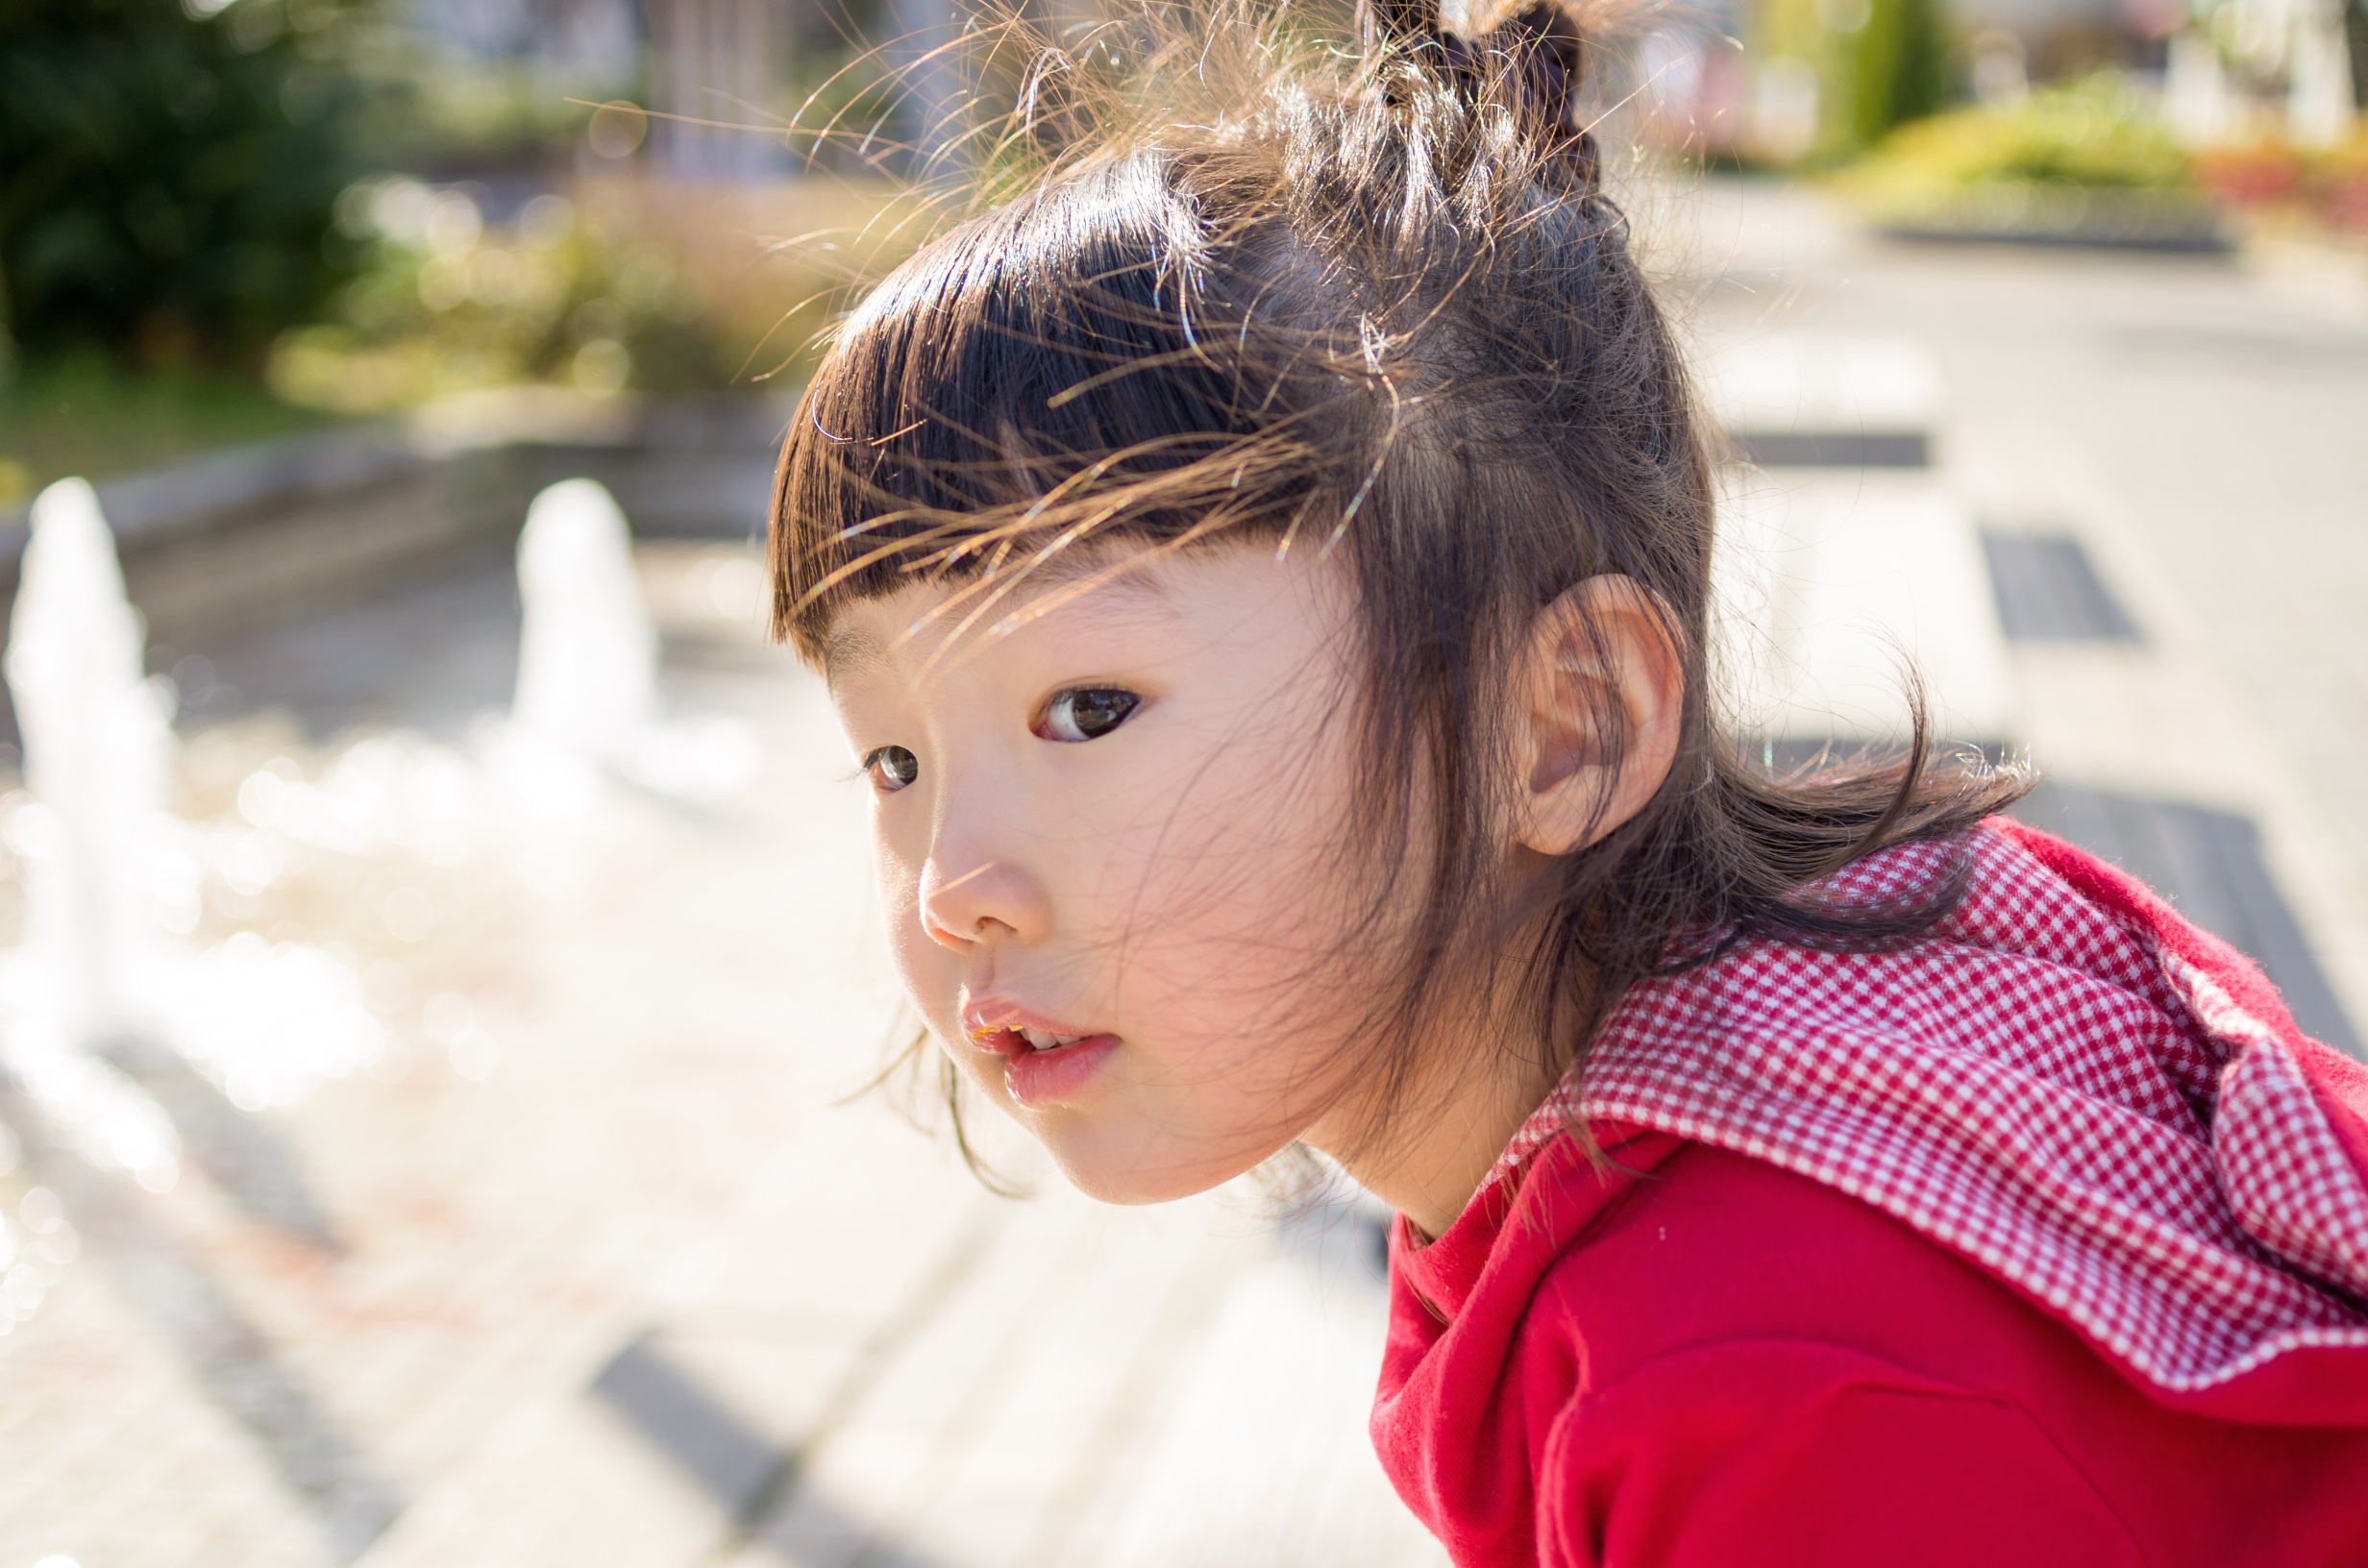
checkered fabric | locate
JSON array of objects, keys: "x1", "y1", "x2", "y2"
[{"x1": 1494, "y1": 823, "x2": 2368, "y2": 1393}]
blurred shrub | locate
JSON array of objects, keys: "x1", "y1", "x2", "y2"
[
  {"x1": 2191, "y1": 139, "x2": 2306, "y2": 205},
  {"x1": 1834, "y1": 74, "x2": 2222, "y2": 242},
  {"x1": 1846, "y1": 72, "x2": 2192, "y2": 194},
  {"x1": 0, "y1": 0, "x2": 369, "y2": 369},
  {"x1": 1841, "y1": 73, "x2": 2368, "y2": 236},
  {"x1": 2311, "y1": 129, "x2": 2368, "y2": 229},
  {"x1": 2192, "y1": 127, "x2": 2368, "y2": 230},
  {"x1": 2190, "y1": 132, "x2": 2368, "y2": 232},
  {"x1": 267, "y1": 183, "x2": 728, "y2": 413},
  {"x1": 268, "y1": 177, "x2": 915, "y2": 412}
]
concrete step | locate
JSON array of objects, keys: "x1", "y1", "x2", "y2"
[
  {"x1": 1698, "y1": 331, "x2": 1945, "y2": 469},
  {"x1": 1713, "y1": 467, "x2": 2019, "y2": 747}
]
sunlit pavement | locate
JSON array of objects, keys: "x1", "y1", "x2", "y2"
[
  {"x1": 0, "y1": 543, "x2": 1442, "y2": 1568},
  {"x1": 3, "y1": 183, "x2": 2366, "y2": 1567},
  {"x1": 1655, "y1": 178, "x2": 2368, "y2": 1037}
]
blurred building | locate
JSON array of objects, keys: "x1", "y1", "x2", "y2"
[
  {"x1": 407, "y1": 0, "x2": 969, "y2": 179},
  {"x1": 412, "y1": 0, "x2": 644, "y2": 87},
  {"x1": 1637, "y1": 0, "x2": 2360, "y2": 164}
]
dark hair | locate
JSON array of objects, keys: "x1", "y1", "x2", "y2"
[{"x1": 770, "y1": 0, "x2": 2028, "y2": 1162}]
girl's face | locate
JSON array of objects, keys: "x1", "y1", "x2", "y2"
[{"x1": 821, "y1": 544, "x2": 1381, "y2": 1203}]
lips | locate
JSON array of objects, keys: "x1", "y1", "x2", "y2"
[{"x1": 960, "y1": 1000, "x2": 1120, "y2": 1108}]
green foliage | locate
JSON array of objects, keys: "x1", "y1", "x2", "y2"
[
  {"x1": 0, "y1": 353, "x2": 333, "y2": 503},
  {"x1": 1845, "y1": 0, "x2": 1954, "y2": 147},
  {"x1": 268, "y1": 184, "x2": 731, "y2": 412},
  {"x1": 1833, "y1": 74, "x2": 2215, "y2": 241},
  {"x1": 0, "y1": 0, "x2": 370, "y2": 368},
  {"x1": 343, "y1": 38, "x2": 615, "y2": 177},
  {"x1": 1843, "y1": 73, "x2": 2193, "y2": 195}
]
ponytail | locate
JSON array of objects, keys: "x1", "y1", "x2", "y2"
[{"x1": 1361, "y1": 0, "x2": 1600, "y2": 190}]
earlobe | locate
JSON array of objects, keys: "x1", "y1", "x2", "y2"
[{"x1": 1514, "y1": 575, "x2": 1685, "y2": 858}]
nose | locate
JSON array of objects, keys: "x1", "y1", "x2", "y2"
[{"x1": 918, "y1": 845, "x2": 1051, "y2": 950}]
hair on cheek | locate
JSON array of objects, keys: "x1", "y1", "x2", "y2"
[{"x1": 770, "y1": 0, "x2": 2033, "y2": 1179}]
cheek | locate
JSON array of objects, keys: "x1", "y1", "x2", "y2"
[
  {"x1": 872, "y1": 817, "x2": 948, "y2": 1011},
  {"x1": 1097, "y1": 716, "x2": 1370, "y2": 1032}
]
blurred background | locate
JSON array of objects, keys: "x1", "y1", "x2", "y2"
[{"x1": 0, "y1": 0, "x2": 2364, "y2": 1563}]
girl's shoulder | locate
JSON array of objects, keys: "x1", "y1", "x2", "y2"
[
  {"x1": 1377, "y1": 821, "x2": 2368, "y2": 1565},
  {"x1": 1379, "y1": 1131, "x2": 2368, "y2": 1568}
]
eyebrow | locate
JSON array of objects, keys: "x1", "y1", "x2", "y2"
[
  {"x1": 1010, "y1": 540, "x2": 1182, "y2": 598},
  {"x1": 820, "y1": 550, "x2": 1182, "y2": 680},
  {"x1": 822, "y1": 620, "x2": 885, "y2": 678},
  {"x1": 999, "y1": 549, "x2": 1178, "y2": 624}
]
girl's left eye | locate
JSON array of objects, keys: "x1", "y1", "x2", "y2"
[{"x1": 1033, "y1": 687, "x2": 1142, "y2": 744}]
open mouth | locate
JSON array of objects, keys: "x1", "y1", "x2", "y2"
[
  {"x1": 963, "y1": 1017, "x2": 1119, "y2": 1108},
  {"x1": 971, "y1": 1024, "x2": 1092, "y2": 1056}
]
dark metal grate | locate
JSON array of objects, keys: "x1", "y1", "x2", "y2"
[
  {"x1": 593, "y1": 1333, "x2": 794, "y2": 1529},
  {"x1": 2011, "y1": 783, "x2": 2360, "y2": 1056},
  {"x1": 1981, "y1": 532, "x2": 2143, "y2": 642},
  {"x1": 1727, "y1": 430, "x2": 1930, "y2": 468}
]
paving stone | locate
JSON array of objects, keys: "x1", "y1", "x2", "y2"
[
  {"x1": 1714, "y1": 468, "x2": 2019, "y2": 745},
  {"x1": 1670, "y1": 177, "x2": 2368, "y2": 1039}
]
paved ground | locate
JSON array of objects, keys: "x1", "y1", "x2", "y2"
[
  {"x1": 0, "y1": 540, "x2": 1443, "y2": 1568},
  {"x1": 0, "y1": 181, "x2": 2364, "y2": 1568},
  {"x1": 1654, "y1": 179, "x2": 2368, "y2": 1036}
]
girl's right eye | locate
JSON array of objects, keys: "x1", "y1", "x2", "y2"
[
  {"x1": 1033, "y1": 687, "x2": 1142, "y2": 744},
  {"x1": 863, "y1": 746, "x2": 920, "y2": 793}
]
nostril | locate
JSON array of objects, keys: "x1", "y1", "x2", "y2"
[{"x1": 919, "y1": 859, "x2": 1043, "y2": 945}]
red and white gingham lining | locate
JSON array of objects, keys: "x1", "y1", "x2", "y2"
[{"x1": 1493, "y1": 825, "x2": 2368, "y2": 1393}]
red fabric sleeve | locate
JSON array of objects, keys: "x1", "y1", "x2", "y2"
[{"x1": 1539, "y1": 1342, "x2": 2147, "y2": 1568}]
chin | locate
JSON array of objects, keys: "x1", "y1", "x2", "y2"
[{"x1": 1042, "y1": 1129, "x2": 1273, "y2": 1207}]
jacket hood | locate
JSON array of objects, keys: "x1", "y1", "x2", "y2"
[{"x1": 1497, "y1": 820, "x2": 2368, "y2": 1418}]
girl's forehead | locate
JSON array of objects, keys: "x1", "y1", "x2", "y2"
[
  {"x1": 818, "y1": 540, "x2": 1350, "y2": 689},
  {"x1": 817, "y1": 555, "x2": 1181, "y2": 687}
]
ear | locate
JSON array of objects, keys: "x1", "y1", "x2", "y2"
[{"x1": 1514, "y1": 575, "x2": 1686, "y2": 858}]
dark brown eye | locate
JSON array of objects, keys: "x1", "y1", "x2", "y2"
[
  {"x1": 1035, "y1": 688, "x2": 1140, "y2": 743},
  {"x1": 863, "y1": 746, "x2": 919, "y2": 791}
]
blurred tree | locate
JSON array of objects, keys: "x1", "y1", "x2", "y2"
[
  {"x1": 1846, "y1": 0, "x2": 1955, "y2": 147},
  {"x1": 2347, "y1": 0, "x2": 2367, "y2": 110},
  {"x1": 0, "y1": 0, "x2": 368, "y2": 369}
]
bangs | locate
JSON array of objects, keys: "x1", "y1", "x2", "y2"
[
  {"x1": 770, "y1": 153, "x2": 1333, "y2": 658},
  {"x1": 764, "y1": 0, "x2": 2035, "y2": 1184}
]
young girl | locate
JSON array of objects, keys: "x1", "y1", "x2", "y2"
[{"x1": 768, "y1": 2, "x2": 2368, "y2": 1559}]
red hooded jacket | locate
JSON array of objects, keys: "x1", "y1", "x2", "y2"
[{"x1": 1372, "y1": 821, "x2": 2368, "y2": 1566}]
